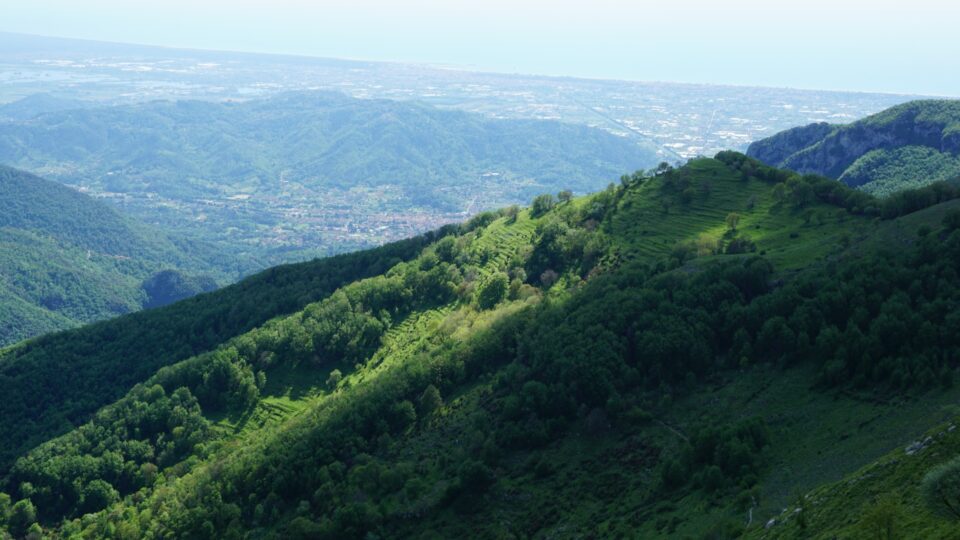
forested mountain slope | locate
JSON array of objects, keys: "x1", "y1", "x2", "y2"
[
  {"x1": 0, "y1": 229, "x2": 444, "y2": 474},
  {"x1": 0, "y1": 166, "x2": 225, "y2": 346},
  {"x1": 0, "y1": 91, "x2": 662, "y2": 264},
  {"x1": 747, "y1": 100, "x2": 960, "y2": 197},
  {"x1": 3, "y1": 154, "x2": 960, "y2": 538}
]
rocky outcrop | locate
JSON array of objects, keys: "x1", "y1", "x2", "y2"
[
  {"x1": 782, "y1": 113, "x2": 953, "y2": 178},
  {"x1": 746, "y1": 100, "x2": 960, "y2": 182},
  {"x1": 746, "y1": 122, "x2": 834, "y2": 168},
  {"x1": 943, "y1": 129, "x2": 960, "y2": 154}
]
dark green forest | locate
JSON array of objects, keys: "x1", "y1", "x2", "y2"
[
  {"x1": 4, "y1": 152, "x2": 960, "y2": 538},
  {"x1": 0, "y1": 166, "x2": 233, "y2": 346}
]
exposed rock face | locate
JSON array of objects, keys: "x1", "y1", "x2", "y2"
[
  {"x1": 780, "y1": 115, "x2": 953, "y2": 178},
  {"x1": 943, "y1": 130, "x2": 960, "y2": 154},
  {"x1": 746, "y1": 122, "x2": 834, "y2": 168},
  {"x1": 746, "y1": 100, "x2": 960, "y2": 182}
]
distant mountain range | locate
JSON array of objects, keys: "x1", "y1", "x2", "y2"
[
  {"x1": 0, "y1": 31, "x2": 925, "y2": 161},
  {"x1": 0, "y1": 93, "x2": 92, "y2": 121},
  {"x1": 0, "y1": 166, "x2": 221, "y2": 346},
  {"x1": 0, "y1": 91, "x2": 662, "y2": 264},
  {"x1": 747, "y1": 100, "x2": 960, "y2": 196}
]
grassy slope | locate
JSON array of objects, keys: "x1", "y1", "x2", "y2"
[
  {"x1": 155, "y1": 208, "x2": 536, "y2": 451},
  {"x1": 666, "y1": 367, "x2": 960, "y2": 537},
  {"x1": 744, "y1": 416, "x2": 960, "y2": 539},
  {"x1": 301, "y1": 163, "x2": 960, "y2": 537},
  {"x1": 382, "y1": 366, "x2": 960, "y2": 539},
  {"x1": 609, "y1": 158, "x2": 869, "y2": 271}
]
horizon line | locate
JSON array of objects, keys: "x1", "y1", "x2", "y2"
[{"x1": 1, "y1": 30, "x2": 951, "y2": 99}]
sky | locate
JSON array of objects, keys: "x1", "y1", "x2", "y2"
[{"x1": 2, "y1": 0, "x2": 958, "y2": 96}]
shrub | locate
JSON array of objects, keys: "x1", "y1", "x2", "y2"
[
  {"x1": 418, "y1": 385, "x2": 442, "y2": 416},
  {"x1": 326, "y1": 369, "x2": 343, "y2": 390},
  {"x1": 726, "y1": 212, "x2": 741, "y2": 231},
  {"x1": 539, "y1": 269, "x2": 559, "y2": 287},
  {"x1": 80, "y1": 479, "x2": 119, "y2": 514},
  {"x1": 922, "y1": 456, "x2": 960, "y2": 520},
  {"x1": 725, "y1": 236, "x2": 757, "y2": 255},
  {"x1": 8, "y1": 499, "x2": 36, "y2": 537},
  {"x1": 476, "y1": 273, "x2": 508, "y2": 310},
  {"x1": 531, "y1": 194, "x2": 557, "y2": 217}
]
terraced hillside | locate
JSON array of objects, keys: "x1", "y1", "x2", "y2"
[{"x1": 4, "y1": 153, "x2": 960, "y2": 538}]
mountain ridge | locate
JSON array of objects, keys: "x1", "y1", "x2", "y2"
[{"x1": 747, "y1": 100, "x2": 960, "y2": 196}]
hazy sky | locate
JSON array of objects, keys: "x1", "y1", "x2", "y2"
[{"x1": 3, "y1": 0, "x2": 958, "y2": 96}]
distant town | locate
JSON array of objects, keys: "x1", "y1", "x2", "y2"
[{"x1": 0, "y1": 32, "x2": 927, "y2": 258}]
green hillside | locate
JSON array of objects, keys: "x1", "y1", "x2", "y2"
[
  {"x1": 0, "y1": 229, "x2": 442, "y2": 473},
  {"x1": 841, "y1": 145, "x2": 960, "y2": 197},
  {"x1": 746, "y1": 100, "x2": 960, "y2": 197},
  {"x1": 3, "y1": 154, "x2": 960, "y2": 538},
  {"x1": 0, "y1": 166, "x2": 232, "y2": 346}
]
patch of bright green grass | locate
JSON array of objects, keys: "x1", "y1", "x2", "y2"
[
  {"x1": 745, "y1": 413, "x2": 960, "y2": 539},
  {"x1": 610, "y1": 158, "x2": 872, "y2": 272}
]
